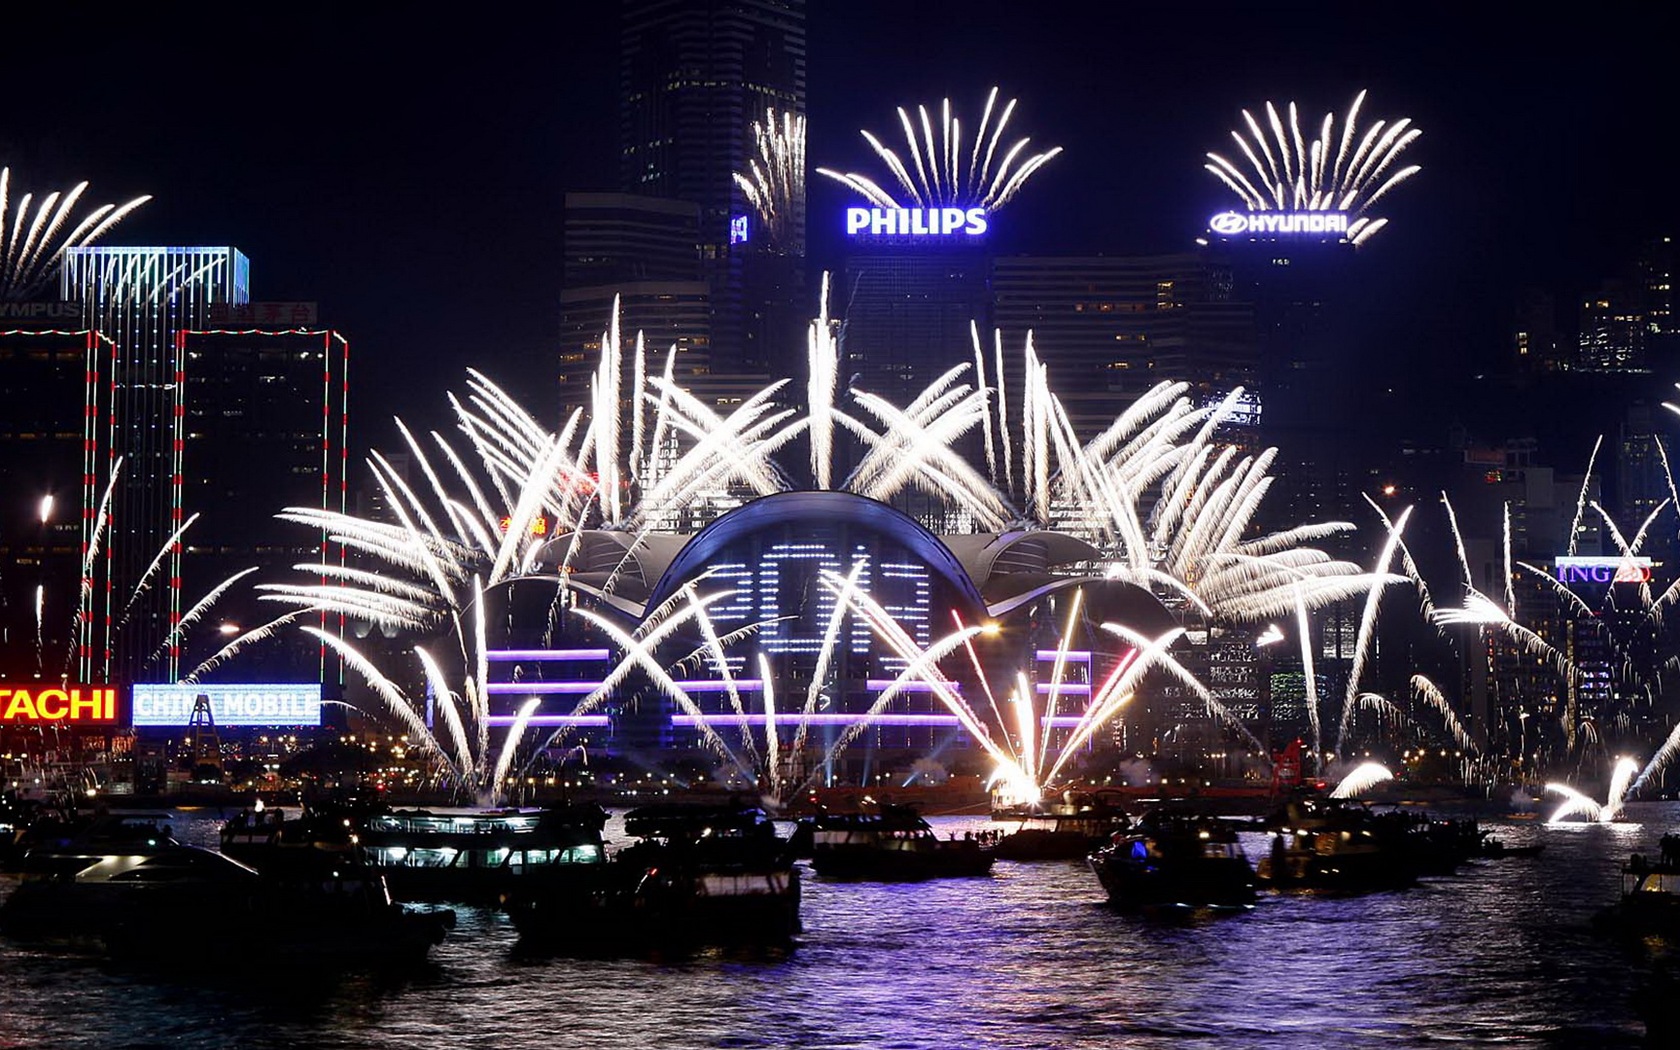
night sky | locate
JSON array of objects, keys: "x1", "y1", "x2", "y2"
[{"x1": 6, "y1": 2, "x2": 1678, "y2": 444}]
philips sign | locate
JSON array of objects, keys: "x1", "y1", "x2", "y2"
[
  {"x1": 1209, "y1": 211, "x2": 1350, "y2": 237},
  {"x1": 131, "y1": 683, "x2": 324, "y2": 727},
  {"x1": 1554, "y1": 556, "x2": 1653, "y2": 584},
  {"x1": 846, "y1": 206, "x2": 988, "y2": 237}
]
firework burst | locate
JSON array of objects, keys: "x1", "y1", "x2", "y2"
[
  {"x1": 816, "y1": 87, "x2": 1062, "y2": 210},
  {"x1": 0, "y1": 166, "x2": 151, "y2": 300},
  {"x1": 732, "y1": 108, "x2": 805, "y2": 250},
  {"x1": 1204, "y1": 90, "x2": 1420, "y2": 245}
]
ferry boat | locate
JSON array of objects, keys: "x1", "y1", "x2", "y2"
[
  {"x1": 1594, "y1": 851, "x2": 1680, "y2": 945},
  {"x1": 1086, "y1": 811, "x2": 1256, "y2": 912},
  {"x1": 797, "y1": 803, "x2": 994, "y2": 881},
  {"x1": 1256, "y1": 794, "x2": 1421, "y2": 892},
  {"x1": 503, "y1": 803, "x2": 799, "y2": 951},
  {"x1": 0, "y1": 812, "x2": 453, "y2": 964},
  {"x1": 359, "y1": 802, "x2": 610, "y2": 903},
  {"x1": 990, "y1": 794, "x2": 1133, "y2": 861}
]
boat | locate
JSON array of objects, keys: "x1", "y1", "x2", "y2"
[
  {"x1": 1086, "y1": 811, "x2": 1256, "y2": 912},
  {"x1": 797, "y1": 802, "x2": 994, "y2": 880},
  {"x1": 503, "y1": 802, "x2": 800, "y2": 951},
  {"x1": 1594, "y1": 850, "x2": 1680, "y2": 945},
  {"x1": 219, "y1": 796, "x2": 369, "y2": 875},
  {"x1": 0, "y1": 812, "x2": 453, "y2": 965},
  {"x1": 357, "y1": 802, "x2": 610, "y2": 903},
  {"x1": 1256, "y1": 793, "x2": 1425, "y2": 892},
  {"x1": 990, "y1": 793, "x2": 1133, "y2": 861}
]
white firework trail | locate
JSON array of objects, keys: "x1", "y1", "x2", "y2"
[
  {"x1": 0, "y1": 167, "x2": 151, "y2": 300},
  {"x1": 816, "y1": 87, "x2": 1062, "y2": 211},
  {"x1": 1546, "y1": 756, "x2": 1640, "y2": 823},
  {"x1": 1566, "y1": 436, "x2": 1603, "y2": 557},
  {"x1": 1412, "y1": 675, "x2": 1476, "y2": 754},
  {"x1": 1330, "y1": 761, "x2": 1394, "y2": 799},
  {"x1": 732, "y1": 107, "x2": 805, "y2": 250},
  {"x1": 1204, "y1": 90, "x2": 1420, "y2": 246},
  {"x1": 1336, "y1": 506, "x2": 1413, "y2": 757}
]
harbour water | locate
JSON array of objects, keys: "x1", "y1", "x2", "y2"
[{"x1": 1, "y1": 802, "x2": 1675, "y2": 1049}]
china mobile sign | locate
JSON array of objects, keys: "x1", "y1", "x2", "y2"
[
  {"x1": 1208, "y1": 211, "x2": 1350, "y2": 237},
  {"x1": 846, "y1": 206, "x2": 989, "y2": 237},
  {"x1": 1554, "y1": 556, "x2": 1653, "y2": 584},
  {"x1": 0, "y1": 684, "x2": 119, "y2": 723},
  {"x1": 131, "y1": 684, "x2": 323, "y2": 727}
]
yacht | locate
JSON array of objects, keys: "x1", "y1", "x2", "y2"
[
  {"x1": 797, "y1": 803, "x2": 994, "y2": 881},
  {"x1": 1087, "y1": 811, "x2": 1256, "y2": 912}
]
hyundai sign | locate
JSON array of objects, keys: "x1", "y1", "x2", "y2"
[
  {"x1": 1555, "y1": 556, "x2": 1654, "y2": 585},
  {"x1": 131, "y1": 683, "x2": 323, "y2": 727},
  {"x1": 1209, "y1": 211, "x2": 1350, "y2": 238},
  {"x1": 846, "y1": 206, "x2": 988, "y2": 238}
]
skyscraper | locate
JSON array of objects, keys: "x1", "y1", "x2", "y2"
[
  {"x1": 616, "y1": 0, "x2": 807, "y2": 374},
  {"x1": 62, "y1": 246, "x2": 249, "y2": 682}
]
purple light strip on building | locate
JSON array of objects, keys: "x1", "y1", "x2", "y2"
[
  {"x1": 863, "y1": 680, "x2": 961, "y2": 692},
  {"x1": 486, "y1": 714, "x2": 612, "y2": 727},
  {"x1": 1035, "y1": 650, "x2": 1092, "y2": 662},
  {"x1": 485, "y1": 682, "x2": 603, "y2": 695},
  {"x1": 485, "y1": 649, "x2": 611, "y2": 662},
  {"x1": 671, "y1": 713, "x2": 1088, "y2": 728},
  {"x1": 1035, "y1": 683, "x2": 1091, "y2": 694}
]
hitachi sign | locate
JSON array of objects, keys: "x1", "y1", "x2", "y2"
[
  {"x1": 846, "y1": 206, "x2": 989, "y2": 237},
  {"x1": 0, "y1": 684, "x2": 118, "y2": 723},
  {"x1": 1209, "y1": 211, "x2": 1350, "y2": 237}
]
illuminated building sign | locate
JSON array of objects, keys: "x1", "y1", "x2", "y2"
[
  {"x1": 730, "y1": 215, "x2": 750, "y2": 245},
  {"x1": 845, "y1": 206, "x2": 989, "y2": 238},
  {"x1": 498, "y1": 515, "x2": 550, "y2": 536},
  {"x1": 1555, "y1": 556, "x2": 1653, "y2": 584},
  {"x1": 131, "y1": 684, "x2": 323, "y2": 727},
  {"x1": 0, "y1": 684, "x2": 118, "y2": 723},
  {"x1": 1208, "y1": 211, "x2": 1350, "y2": 237}
]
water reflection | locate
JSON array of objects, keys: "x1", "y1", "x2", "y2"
[{"x1": 1, "y1": 804, "x2": 1673, "y2": 1048}]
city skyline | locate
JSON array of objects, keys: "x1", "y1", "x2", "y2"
[{"x1": 5, "y1": 3, "x2": 1677, "y2": 434}]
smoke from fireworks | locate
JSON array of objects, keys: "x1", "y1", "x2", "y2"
[
  {"x1": 817, "y1": 87, "x2": 1062, "y2": 211},
  {"x1": 1204, "y1": 90, "x2": 1420, "y2": 246}
]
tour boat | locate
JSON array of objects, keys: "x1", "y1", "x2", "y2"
[
  {"x1": 1086, "y1": 811, "x2": 1256, "y2": 912},
  {"x1": 357, "y1": 801, "x2": 610, "y2": 903},
  {"x1": 503, "y1": 802, "x2": 799, "y2": 950},
  {"x1": 797, "y1": 803, "x2": 994, "y2": 880},
  {"x1": 0, "y1": 812, "x2": 453, "y2": 964}
]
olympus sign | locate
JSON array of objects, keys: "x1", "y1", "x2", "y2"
[
  {"x1": 846, "y1": 206, "x2": 989, "y2": 237},
  {"x1": 1209, "y1": 211, "x2": 1350, "y2": 237}
]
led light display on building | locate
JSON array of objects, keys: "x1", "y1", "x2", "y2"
[
  {"x1": 0, "y1": 684, "x2": 119, "y2": 723},
  {"x1": 131, "y1": 683, "x2": 323, "y2": 727},
  {"x1": 1208, "y1": 211, "x2": 1350, "y2": 238},
  {"x1": 845, "y1": 206, "x2": 989, "y2": 238},
  {"x1": 1554, "y1": 556, "x2": 1654, "y2": 584}
]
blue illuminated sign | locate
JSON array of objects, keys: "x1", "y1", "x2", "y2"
[
  {"x1": 131, "y1": 683, "x2": 323, "y2": 727},
  {"x1": 846, "y1": 206, "x2": 988, "y2": 237},
  {"x1": 1209, "y1": 211, "x2": 1349, "y2": 237},
  {"x1": 730, "y1": 214, "x2": 750, "y2": 244}
]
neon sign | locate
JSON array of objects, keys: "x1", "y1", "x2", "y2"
[
  {"x1": 1209, "y1": 211, "x2": 1350, "y2": 237},
  {"x1": 498, "y1": 515, "x2": 550, "y2": 536},
  {"x1": 845, "y1": 206, "x2": 988, "y2": 237},
  {"x1": 0, "y1": 684, "x2": 118, "y2": 723},
  {"x1": 1555, "y1": 556, "x2": 1653, "y2": 584},
  {"x1": 131, "y1": 683, "x2": 323, "y2": 727},
  {"x1": 730, "y1": 214, "x2": 750, "y2": 245}
]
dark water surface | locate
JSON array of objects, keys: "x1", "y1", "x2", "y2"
[{"x1": 2, "y1": 802, "x2": 1675, "y2": 1049}]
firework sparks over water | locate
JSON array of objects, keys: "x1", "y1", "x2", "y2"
[
  {"x1": 0, "y1": 167, "x2": 151, "y2": 300},
  {"x1": 816, "y1": 87, "x2": 1062, "y2": 211},
  {"x1": 250, "y1": 282, "x2": 1382, "y2": 800},
  {"x1": 1204, "y1": 90, "x2": 1420, "y2": 246}
]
